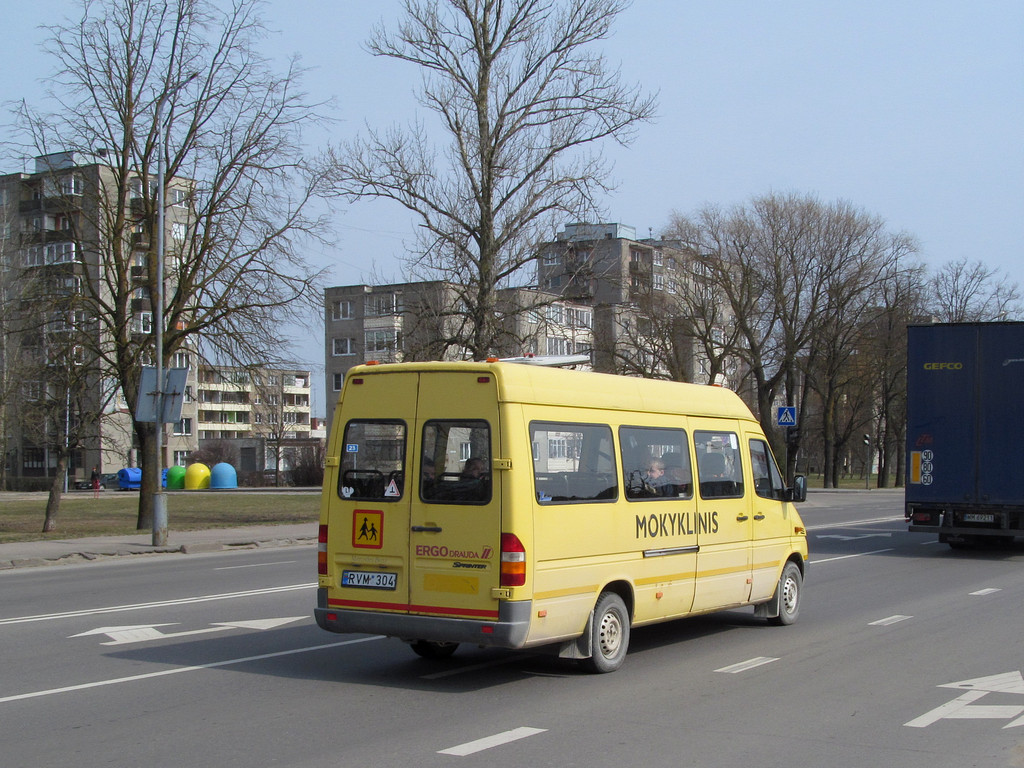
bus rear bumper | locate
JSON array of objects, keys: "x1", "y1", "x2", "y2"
[{"x1": 315, "y1": 588, "x2": 532, "y2": 648}]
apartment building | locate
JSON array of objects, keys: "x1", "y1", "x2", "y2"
[
  {"x1": 1, "y1": 153, "x2": 318, "y2": 487},
  {"x1": 536, "y1": 222, "x2": 733, "y2": 385},
  {"x1": 0, "y1": 152, "x2": 196, "y2": 485},
  {"x1": 324, "y1": 281, "x2": 594, "y2": 430}
]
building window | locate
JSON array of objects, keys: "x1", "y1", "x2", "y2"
[
  {"x1": 366, "y1": 293, "x2": 398, "y2": 317},
  {"x1": 59, "y1": 175, "x2": 84, "y2": 195},
  {"x1": 171, "y1": 222, "x2": 187, "y2": 241},
  {"x1": 173, "y1": 351, "x2": 190, "y2": 368},
  {"x1": 653, "y1": 273, "x2": 665, "y2": 291},
  {"x1": 331, "y1": 300, "x2": 353, "y2": 320},
  {"x1": 333, "y1": 337, "x2": 355, "y2": 356},
  {"x1": 173, "y1": 418, "x2": 192, "y2": 436},
  {"x1": 546, "y1": 305, "x2": 565, "y2": 324},
  {"x1": 333, "y1": 372, "x2": 343, "y2": 391},
  {"x1": 132, "y1": 312, "x2": 153, "y2": 335},
  {"x1": 653, "y1": 250, "x2": 664, "y2": 267},
  {"x1": 45, "y1": 242, "x2": 76, "y2": 264},
  {"x1": 365, "y1": 329, "x2": 400, "y2": 358},
  {"x1": 173, "y1": 451, "x2": 189, "y2": 466},
  {"x1": 22, "y1": 246, "x2": 44, "y2": 267},
  {"x1": 546, "y1": 336, "x2": 569, "y2": 356}
]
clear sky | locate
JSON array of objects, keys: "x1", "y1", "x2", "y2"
[{"x1": 4, "y1": 1, "x2": 1023, "y2": 414}]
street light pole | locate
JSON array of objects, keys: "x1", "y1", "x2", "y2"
[{"x1": 152, "y1": 73, "x2": 197, "y2": 546}]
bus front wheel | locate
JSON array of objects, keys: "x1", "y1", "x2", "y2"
[{"x1": 768, "y1": 561, "x2": 801, "y2": 626}]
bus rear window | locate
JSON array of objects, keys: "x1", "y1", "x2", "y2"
[
  {"x1": 339, "y1": 420, "x2": 406, "y2": 501},
  {"x1": 420, "y1": 420, "x2": 491, "y2": 504}
]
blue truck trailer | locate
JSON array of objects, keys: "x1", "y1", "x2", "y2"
[{"x1": 905, "y1": 322, "x2": 1024, "y2": 547}]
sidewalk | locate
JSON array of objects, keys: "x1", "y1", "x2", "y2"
[{"x1": 0, "y1": 523, "x2": 318, "y2": 571}]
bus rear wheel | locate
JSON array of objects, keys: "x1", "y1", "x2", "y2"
[
  {"x1": 410, "y1": 640, "x2": 459, "y2": 660},
  {"x1": 581, "y1": 591, "x2": 630, "y2": 674}
]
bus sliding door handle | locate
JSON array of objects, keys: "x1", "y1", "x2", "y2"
[
  {"x1": 411, "y1": 526, "x2": 442, "y2": 533},
  {"x1": 736, "y1": 515, "x2": 749, "y2": 522},
  {"x1": 753, "y1": 514, "x2": 766, "y2": 521}
]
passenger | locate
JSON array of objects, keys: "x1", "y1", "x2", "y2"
[
  {"x1": 461, "y1": 457, "x2": 487, "y2": 479},
  {"x1": 644, "y1": 458, "x2": 666, "y2": 487},
  {"x1": 660, "y1": 458, "x2": 692, "y2": 497}
]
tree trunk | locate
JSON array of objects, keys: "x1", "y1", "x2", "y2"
[
  {"x1": 42, "y1": 455, "x2": 67, "y2": 532},
  {"x1": 135, "y1": 421, "x2": 157, "y2": 530}
]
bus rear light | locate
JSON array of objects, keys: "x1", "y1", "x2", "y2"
[
  {"x1": 318, "y1": 524, "x2": 328, "y2": 575},
  {"x1": 500, "y1": 532, "x2": 526, "y2": 587}
]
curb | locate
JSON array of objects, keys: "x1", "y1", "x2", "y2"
[{"x1": 0, "y1": 536, "x2": 317, "y2": 571}]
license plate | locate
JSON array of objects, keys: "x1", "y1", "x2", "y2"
[
  {"x1": 342, "y1": 570, "x2": 397, "y2": 590},
  {"x1": 963, "y1": 513, "x2": 995, "y2": 523}
]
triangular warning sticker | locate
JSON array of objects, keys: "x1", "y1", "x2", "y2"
[{"x1": 384, "y1": 479, "x2": 400, "y2": 497}]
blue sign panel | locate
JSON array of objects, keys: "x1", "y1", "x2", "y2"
[{"x1": 776, "y1": 406, "x2": 797, "y2": 427}]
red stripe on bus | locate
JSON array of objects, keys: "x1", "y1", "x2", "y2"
[{"x1": 327, "y1": 597, "x2": 499, "y2": 619}]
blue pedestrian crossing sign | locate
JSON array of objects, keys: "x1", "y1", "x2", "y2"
[{"x1": 776, "y1": 406, "x2": 797, "y2": 427}]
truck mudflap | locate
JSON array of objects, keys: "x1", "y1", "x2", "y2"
[{"x1": 314, "y1": 588, "x2": 532, "y2": 648}]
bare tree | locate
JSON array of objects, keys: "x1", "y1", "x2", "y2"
[
  {"x1": 13, "y1": 0, "x2": 333, "y2": 530},
  {"x1": 928, "y1": 256, "x2": 1022, "y2": 322},
  {"x1": 330, "y1": 0, "x2": 655, "y2": 359},
  {"x1": 668, "y1": 194, "x2": 917, "y2": 484}
]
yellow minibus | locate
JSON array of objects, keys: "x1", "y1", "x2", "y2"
[{"x1": 315, "y1": 361, "x2": 808, "y2": 672}]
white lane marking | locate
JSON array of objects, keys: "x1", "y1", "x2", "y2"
[
  {"x1": 715, "y1": 656, "x2": 778, "y2": 674},
  {"x1": 869, "y1": 615, "x2": 912, "y2": 626},
  {"x1": 0, "y1": 583, "x2": 316, "y2": 626},
  {"x1": 438, "y1": 727, "x2": 547, "y2": 756},
  {"x1": 806, "y1": 516, "x2": 904, "y2": 531},
  {"x1": 0, "y1": 636, "x2": 382, "y2": 705},
  {"x1": 810, "y1": 548, "x2": 894, "y2": 564},
  {"x1": 214, "y1": 561, "x2": 297, "y2": 570},
  {"x1": 971, "y1": 588, "x2": 1002, "y2": 596}
]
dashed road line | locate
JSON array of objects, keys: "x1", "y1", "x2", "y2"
[
  {"x1": 438, "y1": 727, "x2": 547, "y2": 756},
  {"x1": 715, "y1": 656, "x2": 778, "y2": 674}
]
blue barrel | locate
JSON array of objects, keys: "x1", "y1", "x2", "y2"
[{"x1": 117, "y1": 467, "x2": 142, "y2": 490}]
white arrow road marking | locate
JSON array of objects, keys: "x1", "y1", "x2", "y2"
[
  {"x1": 70, "y1": 617, "x2": 306, "y2": 645},
  {"x1": 970, "y1": 588, "x2": 1002, "y2": 596},
  {"x1": 905, "y1": 672, "x2": 1024, "y2": 728},
  {"x1": 940, "y1": 672, "x2": 1024, "y2": 695},
  {"x1": 438, "y1": 727, "x2": 547, "y2": 756},
  {"x1": 816, "y1": 533, "x2": 893, "y2": 541}
]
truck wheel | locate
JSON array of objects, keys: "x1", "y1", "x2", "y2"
[
  {"x1": 768, "y1": 561, "x2": 802, "y2": 626},
  {"x1": 410, "y1": 640, "x2": 458, "y2": 660},
  {"x1": 581, "y1": 591, "x2": 630, "y2": 673}
]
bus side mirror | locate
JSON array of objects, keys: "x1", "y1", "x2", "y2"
[{"x1": 786, "y1": 475, "x2": 807, "y2": 503}]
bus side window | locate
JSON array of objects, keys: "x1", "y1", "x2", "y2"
[
  {"x1": 531, "y1": 421, "x2": 618, "y2": 503},
  {"x1": 695, "y1": 430, "x2": 744, "y2": 499},
  {"x1": 749, "y1": 438, "x2": 786, "y2": 501},
  {"x1": 619, "y1": 426, "x2": 692, "y2": 500}
]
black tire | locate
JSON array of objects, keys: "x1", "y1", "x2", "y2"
[
  {"x1": 409, "y1": 640, "x2": 459, "y2": 660},
  {"x1": 581, "y1": 591, "x2": 630, "y2": 673},
  {"x1": 768, "y1": 561, "x2": 802, "y2": 626}
]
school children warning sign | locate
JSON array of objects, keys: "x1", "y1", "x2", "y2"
[{"x1": 352, "y1": 509, "x2": 384, "y2": 549}]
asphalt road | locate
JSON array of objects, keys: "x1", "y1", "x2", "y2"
[{"x1": 3, "y1": 489, "x2": 1024, "y2": 768}]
